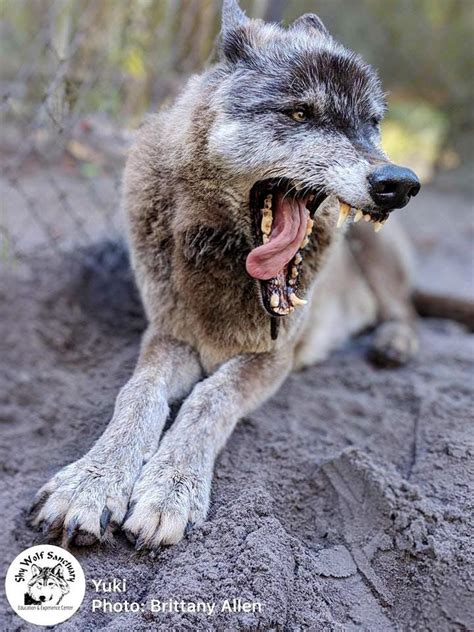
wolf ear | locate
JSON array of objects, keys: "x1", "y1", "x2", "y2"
[
  {"x1": 30, "y1": 564, "x2": 41, "y2": 578},
  {"x1": 222, "y1": 0, "x2": 249, "y2": 31},
  {"x1": 292, "y1": 13, "x2": 329, "y2": 37},
  {"x1": 221, "y1": 0, "x2": 255, "y2": 63},
  {"x1": 51, "y1": 564, "x2": 64, "y2": 578}
]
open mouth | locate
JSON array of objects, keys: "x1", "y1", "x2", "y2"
[
  {"x1": 338, "y1": 203, "x2": 389, "y2": 231},
  {"x1": 246, "y1": 179, "x2": 325, "y2": 317},
  {"x1": 246, "y1": 178, "x2": 389, "y2": 318}
]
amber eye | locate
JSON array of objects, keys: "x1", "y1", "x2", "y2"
[{"x1": 290, "y1": 109, "x2": 308, "y2": 122}]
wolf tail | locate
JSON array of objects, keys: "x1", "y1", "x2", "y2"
[{"x1": 412, "y1": 290, "x2": 474, "y2": 331}]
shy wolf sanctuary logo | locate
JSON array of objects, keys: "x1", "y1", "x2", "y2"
[{"x1": 5, "y1": 545, "x2": 85, "y2": 625}]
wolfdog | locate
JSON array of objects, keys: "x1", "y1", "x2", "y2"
[
  {"x1": 32, "y1": 1, "x2": 423, "y2": 549},
  {"x1": 24, "y1": 564, "x2": 70, "y2": 605}
]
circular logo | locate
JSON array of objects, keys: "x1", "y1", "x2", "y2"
[{"x1": 5, "y1": 545, "x2": 85, "y2": 626}]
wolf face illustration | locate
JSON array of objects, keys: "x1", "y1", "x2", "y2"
[{"x1": 25, "y1": 563, "x2": 70, "y2": 606}]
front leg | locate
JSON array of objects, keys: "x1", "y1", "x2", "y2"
[
  {"x1": 123, "y1": 350, "x2": 292, "y2": 548},
  {"x1": 30, "y1": 330, "x2": 201, "y2": 546}
]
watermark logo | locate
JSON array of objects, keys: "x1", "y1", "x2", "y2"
[{"x1": 5, "y1": 545, "x2": 85, "y2": 626}]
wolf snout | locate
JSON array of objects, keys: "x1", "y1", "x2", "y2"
[{"x1": 368, "y1": 164, "x2": 420, "y2": 211}]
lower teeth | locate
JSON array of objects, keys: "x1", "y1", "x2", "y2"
[{"x1": 260, "y1": 189, "x2": 315, "y2": 317}]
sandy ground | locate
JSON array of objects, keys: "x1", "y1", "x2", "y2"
[{"x1": 0, "y1": 177, "x2": 473, "y2": 631}]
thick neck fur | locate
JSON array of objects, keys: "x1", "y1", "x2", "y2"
[{"x1": 124, "y1": 66, "x2": 338, "y2": 370}]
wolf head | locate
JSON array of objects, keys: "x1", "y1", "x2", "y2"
[
  {"x1": 26, "y1": 563, "x2": 70, "y2": 605},
  {"x1": 202, "y1": 0, "x2": 420, "y2": 316},
  {"x1": 211, "y1": 0, "x2": 419, "y2": 211}
]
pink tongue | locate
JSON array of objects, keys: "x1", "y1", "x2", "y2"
[{"x1": 246, "y1": 194, "x2": 308, "y2": 280}]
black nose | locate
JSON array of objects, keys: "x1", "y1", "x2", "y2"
[
  {"x1": 368, "y1": 164, "x2": 420, "y2": 210},
  {"x1": 39, "y1": 596, "x2": 46, "y2": 602}
]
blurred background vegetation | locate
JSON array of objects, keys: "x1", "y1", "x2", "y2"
[{"x1": 1, "y1": 0, "x2": 473, "y2": 188}]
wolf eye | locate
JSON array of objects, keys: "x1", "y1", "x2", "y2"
[
  {"x1": 370, "y1": 116, "x2": 381, "y2": 128},
  {"x1": 290, "y1": 109, "x2": 308, "y2": 122}
]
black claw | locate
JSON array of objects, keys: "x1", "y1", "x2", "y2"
[
  {"x1": 100, "y1": 507, "x2": 112, "y2": 536},
  {"x1": 65, "y1": 517, "x2": 79, "y2": 545},
  {"x1": 109, "y1": 520, "x2": 120, "y2": 534},
  {"x1": 184, "y1": 521, "x2": 195, "y2": 536},
  {"x1": 28, "y1": 492, "x2": 49, "y2": 518},
  {"x1": 124, "y1": 529, "x2": 137, "y2": 546},
  {"x1": 135, "y1": 536, "x2": 146, "y2": 551}
]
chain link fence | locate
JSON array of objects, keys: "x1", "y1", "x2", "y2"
[
  {"x1": 2, "y1": 3, "x2": 114, "y2": 263},
  {"x1": 0, "y1": 0, "x2": 230, "y2": 268}
]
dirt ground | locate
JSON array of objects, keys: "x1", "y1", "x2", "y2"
[{"x1": 0, "y1": 175, "x2": 473, "y2": 631}]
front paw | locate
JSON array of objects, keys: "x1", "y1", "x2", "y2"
[
  {"x1": 30, "y1": 452, "x2": 142, "y2": 546},
  {"x1": 122, "y1": 452, "x2": 211, "y2": 550}
]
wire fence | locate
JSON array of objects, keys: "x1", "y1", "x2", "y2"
[
  {"x1": 1, "y1": 3, "x2": 131, "y2": 265},
  {"x1": 0, "y1": 0, "x2": 234, "y2": 266}
]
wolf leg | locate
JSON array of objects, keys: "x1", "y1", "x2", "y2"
[
  {"x1": 294, "y1": 237, "x2": 378, "y2": 369},
  {"x1": 348, "y1": 220, "x2": 418, "y2": 367},
  {"x1": 122, "y1": 350, "x2": 292, "y2": 549},
  {"x1": 30, "y1": 329, "x2": 202, "y2": 546}
]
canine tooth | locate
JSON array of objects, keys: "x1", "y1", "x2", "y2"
[
  {"x1": 337, "y1": 202, "x2": 350, "y2": 228},
  {"x1": 289, "y1": 292, "x2": 307, "y2": 306},
  {"x1": 270, "y1": 292, "x2": 280, "y2": 308},
  {"x1": 354, "y1": 209, "x2": 363, "y2": 223},
  {"x1": 262, "y1": 234, "x2": 269, "y2": 244},
  {"x1": 294, "y1": 253, "x2": 302, "y2": 265},
  {"x1": 364, "y1": 214, "x2": 371, "y2": 222},
  {"x1": 305, "y1": 218, "x2": 314, "y2": 235},
  {"x1": 373, "y1": 221, "x2": 383, "y2": 233}
]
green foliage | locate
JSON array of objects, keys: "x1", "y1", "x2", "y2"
[
  {"x1": 2, "y1": 0, "x2": 472, "y2": 175},
  {"x1": 382, "y1": 100, "x2": 448, "y2": 178}
]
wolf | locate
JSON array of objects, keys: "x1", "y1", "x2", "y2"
[
  {"x1": 24, "y1": 564, "x2": 70, "y2": 605},
  {"x1": 31, "y1": 1, "x2": 423, "y2": 549}
]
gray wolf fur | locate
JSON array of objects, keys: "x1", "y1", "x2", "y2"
[
  {"x1": 31, "y1": 1, "x2": 422, "y2": 549},
  {"x1": 25, "y1": 564, "x2": 69, "y2": 605}
]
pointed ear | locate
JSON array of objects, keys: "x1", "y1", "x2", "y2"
[
  {"x1": 30, "y1": 564, "x2": 41, "y2": 578},
  {"x1": 222, "y1": 0, "x2": 249, "y2": 32},
  {"x1": 292, "y1": 13, "x2": 330, "y2": 37},
  {"x1": 220, "y1": 0, "x2": 256, "y2": 63},
  {"x1": 51, "y1": 564, "x2": 64, "y2": 578}
]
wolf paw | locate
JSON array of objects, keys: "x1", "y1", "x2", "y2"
[
  {"x1": 30, "y1": 453, "x2": 142, "y2": 546},
  {"x1": 122, "y1": 453, "x2": 211, "y2": 550},
  {"x1": 369, "y1": 320, "x2": 418, "y2": 368}
]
